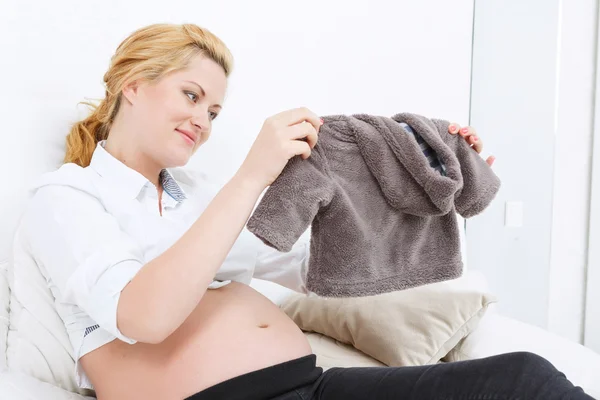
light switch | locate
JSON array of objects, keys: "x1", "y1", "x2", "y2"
[{"x1": 505, "y1": 201, "x2": 524, "y2": 227}]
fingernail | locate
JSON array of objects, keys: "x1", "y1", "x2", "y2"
[
  {"x1": 449, "y1": 124, "x2": 456, "y2": 133},
  {"x1": 461, "y1": 127, "x2": 469, "y2": 134},
  {"x1": 320, "y1": 118, "x2": 324, "y2": 125},
  {"x1": 473, "y1": 136, "x2": 479, "y2": 142}
]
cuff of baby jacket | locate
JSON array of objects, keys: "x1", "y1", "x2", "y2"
[
  {"x1": 246, "y1": 219, "x2": 295, "y2": 253},
  {"x1": 456, "y1": 175, "x2": 501, "y2": 218}
]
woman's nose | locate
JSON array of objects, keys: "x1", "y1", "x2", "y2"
[{"x1": 190, "y1": 114, "x2": 209, "y2": 132}]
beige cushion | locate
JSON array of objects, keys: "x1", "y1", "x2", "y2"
[
  {"x1": 282, "y1": 276, "x2": 496, "y2": 367},
  {"x1": 305, "y1": 332, "x2": 385, "y2": 369}
]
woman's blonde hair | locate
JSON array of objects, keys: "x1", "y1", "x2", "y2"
[{"x1": 64, "y1": 23, "x2": 233, "y2": 167}]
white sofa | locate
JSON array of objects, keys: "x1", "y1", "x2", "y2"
[
  {"x1": 0, "y1": 114, "x2": 598, "y2": 399},
  {"x1": 1, "y1": 258, "x2": 599, "y2": 399}
]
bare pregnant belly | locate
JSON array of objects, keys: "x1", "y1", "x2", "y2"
[{"x1": 80, "y1": 282, "x2": 313, "y2": 400}]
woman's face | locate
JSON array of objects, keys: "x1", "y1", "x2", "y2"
[{"x1": 125, "y1": 53, "x2": 228, "y2": 168}]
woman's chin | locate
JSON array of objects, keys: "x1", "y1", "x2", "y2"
[{"x1": 164, "y1": 144, "x2": 194, "y2": 167}]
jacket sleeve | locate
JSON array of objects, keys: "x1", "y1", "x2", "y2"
[
  {"x1": 246, "y1": 147, "x2": 335, "y2": 252},
  {"x1": 432, "y1": 118, "x2": 501, "y2": 218}
]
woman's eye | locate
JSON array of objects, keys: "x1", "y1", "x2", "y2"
[
  {"x1": 185, "y1": 91, "x2": 198, "y2": 102},
  {"x1": 209, "y1": 111, "x2": 219, "y2": 120}
]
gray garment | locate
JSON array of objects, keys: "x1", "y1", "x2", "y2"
[
  {"x1": 246, "y1": 112, "x2": 501, "y2": 297},
  {"x1": 399, "y1": 122, "x2": 447, "y2": 176}
]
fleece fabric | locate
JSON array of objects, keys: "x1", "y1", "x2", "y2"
[{"x1": 246, "y1": 112, "x2": 501, "y2": 297}]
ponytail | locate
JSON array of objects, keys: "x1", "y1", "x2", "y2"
[{"x1": 64, "y1": 93, "x2": 120, "y2": 167}]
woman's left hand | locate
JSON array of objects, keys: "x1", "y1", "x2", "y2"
[{"x1": 448, "y1": 123, "x2": 495, "y2": 167}]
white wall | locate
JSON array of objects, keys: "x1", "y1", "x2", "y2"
[
  {"x1": 585, "y1": 6, "x2": 600, "y2": 351},
  {"x1": 3, "y1": 0, "x2": 595, "y2": 347},
  {"x1": 469, "y1": 0, "x2": 597, "y2": 343},
  {"x1": 0, "y1": 1, "x2": 475, "y2": 269},
  {"x1": 469, "y1": 0, "x2": 560, "y2": 330},
  {"x1": 549, "y1": 0, "x2": 597, "y2": 345}
]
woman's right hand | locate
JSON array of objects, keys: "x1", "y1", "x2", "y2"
[{"x1": 237, "y1": 107, "x2": 323, "y2": 189}]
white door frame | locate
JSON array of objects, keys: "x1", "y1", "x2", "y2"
[{"x1": 584, "y1": 6, "x2": 600, "y2": 351}]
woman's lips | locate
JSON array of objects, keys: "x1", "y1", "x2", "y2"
[{"x1": 176, "y1": 129, "x2": 196, "y2": 146}]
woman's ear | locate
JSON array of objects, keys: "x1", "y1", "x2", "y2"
[{"x1": 121, "y1": 80, "x2": 141, "y2": 105}]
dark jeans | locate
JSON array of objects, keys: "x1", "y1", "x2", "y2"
[{"x1": 187, "y1": 353, "x2": 595, "y2": 400}]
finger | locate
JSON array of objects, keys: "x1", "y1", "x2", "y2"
[
  {"x1": 459, "y1": 125, "x2": 477, "y2": 140},
  {"x1": 274, "y1": 107, "x2": 323, "y2": 133},
  {"x1": 288, "y1": 121, "x2": 319, "y2": 149},
  {"x1": 289, "y1": 140, "x2": 312, "y2": 160},
  {"x1": 486, "y1": 156, "x2": 496, "y2": 167},
  {"x1": 468, "y1": 135, "x2": 483, "y2": 153},
  {"x1": 448, "y1": 123, "x2": 461, "y2": 135}
]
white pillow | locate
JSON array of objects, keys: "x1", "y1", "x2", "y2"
[
  {"x1": 0, "y1": 370, "x2": 94, "y2": 400},
  {"x1": 6, "y1": 229, "x2": 94, "y2": 397},
  {"x1": 0, "y1": 105, "x2": 73, "y2": 383}
]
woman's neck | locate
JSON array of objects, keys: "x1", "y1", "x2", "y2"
[{"x1": 104, "y1": 119, "x2": 162, "y2": 188}]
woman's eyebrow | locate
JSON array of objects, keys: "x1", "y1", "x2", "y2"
[{"x1": 184, "y1": 80, "x2": 222, "y2": 109}]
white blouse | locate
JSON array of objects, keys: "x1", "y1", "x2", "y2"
[{"x1": 17, "y1": 141, "x2": 309, "y2": 389}]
